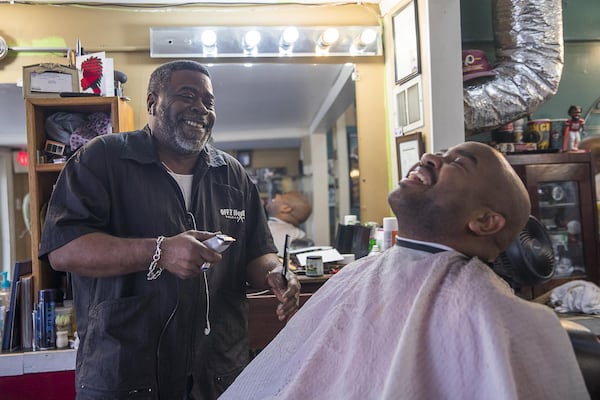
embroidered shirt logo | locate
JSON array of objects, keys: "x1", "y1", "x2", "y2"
[{"x1": 220, "y1": 208, "x2": 246, "y2": 222}]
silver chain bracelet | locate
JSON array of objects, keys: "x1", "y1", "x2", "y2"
[{"x1": 147, "y1": 235, "x2": 166, "y2": 280}]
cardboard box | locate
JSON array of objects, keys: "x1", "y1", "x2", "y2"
[{"x1": 22, "y1": 63, "x2": 79, "y2": 98}]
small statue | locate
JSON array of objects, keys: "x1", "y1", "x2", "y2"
[{"x1": 564, "y1": 105, "x2": 585, "y2": 151}]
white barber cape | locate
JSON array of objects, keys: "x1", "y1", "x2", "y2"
[{"x1": 221, "y1": 245, "x2": 590, "y2": 400}]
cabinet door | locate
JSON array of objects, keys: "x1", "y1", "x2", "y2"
[{"x1": 525, "y1": 163, "x2": 599, "y2": 296}]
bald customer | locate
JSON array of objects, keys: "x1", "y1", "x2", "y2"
[
  {"x1": 266, "y1": 191, "x2": 312, "y2": 256},
  {"x1": 221, "y1": 141, "x2": 590, "y2": 400}
]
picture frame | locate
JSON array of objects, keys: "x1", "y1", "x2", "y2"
[
  {"x1": 394, "y1": 75, "x2": 424, "y2": 134},
  {"x1": 392, "y1": 0, "x2": 421, "y2": 84},
  {"x1": 396, "y1": 132, "x2": 424, "y2": 179}
]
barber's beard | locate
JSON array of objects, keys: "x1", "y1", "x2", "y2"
[{"x1": 156, "y1": 109, "x2": 211, "y2": 155}]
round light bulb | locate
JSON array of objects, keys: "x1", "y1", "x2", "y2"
[
  {"x1": 360, "y1": 29, "x2": 377, "y2": 45},
  {"x1": 244, "y1": 30, "x2": 261, "y2": 48},
  {"x1": 282, "y1": 27, "x2": 299, "y2": 45},
  {"x1": 201, "y1": 30, "x2": 217, "y2": 47},
  {"x1": 322, "y1": 28, "x2": 339, "y2": 45}
]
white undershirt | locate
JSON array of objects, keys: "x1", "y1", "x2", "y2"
[{"x1": 166, "y1": 171, "x2": 193, "y2": 210}]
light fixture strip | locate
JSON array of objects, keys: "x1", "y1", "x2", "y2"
[{"x1": 150, "y1": 26, "x2": 382, "y2": 58}]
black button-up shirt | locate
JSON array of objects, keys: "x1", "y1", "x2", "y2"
[{"x1": 40, "y1": 126, "x2": 276, "y2": 399}]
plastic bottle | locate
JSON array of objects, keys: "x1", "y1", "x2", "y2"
[
  {"x1": 365, "y1": 221, "x2": 379, "y2": 252},
  {"x1": 382, "y1": 217, "x2": 398, "y2": 250},
  {"x1": 0, "y1": 272, "x2": 10, "y2": 340},
  {"x1": 368, "y1": 245, "x2": 381, "y2": 256},
  {"x1": 0, "y1": 272, "x2": 11, "y2": 311}
]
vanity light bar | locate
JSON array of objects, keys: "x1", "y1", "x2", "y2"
[{"x1": 149, "y1": 26, "x2": 382, "y2": 58}]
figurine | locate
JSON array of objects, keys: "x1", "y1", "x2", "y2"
[{"x1": 564, "y1": 105, "x2": 585, "y2": 151}]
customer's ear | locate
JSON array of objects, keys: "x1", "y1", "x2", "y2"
[{"x1": 468, "y1": 209, "x2": 505, "y2": 236}]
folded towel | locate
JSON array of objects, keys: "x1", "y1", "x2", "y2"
[{"x1": 551, "y1": 280, "x2": 600, "y2": 314}]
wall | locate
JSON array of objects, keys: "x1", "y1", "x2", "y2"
[
  {"x1": 354, "y1": 62, "x2": 390, "y2": 222},
  {"x1": 225, "y1": 148, "x2": 300, "y2": 177},
  {"x1": 460, "y1": 0, "x2": 600, "y2": 120},
  {"x1": 380, "y1": 0, "x2": 464, "y2": 188}
]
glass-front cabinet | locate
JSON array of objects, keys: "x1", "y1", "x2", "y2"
[
  {"x1": 537, "y1": 180, "x2": 585, "y2": 278},
  {"x1": 506, "y1": 152, "x2": 600, "y2": 299}
]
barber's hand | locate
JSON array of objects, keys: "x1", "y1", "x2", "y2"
[
  {"x1": 267, "y1": 267, "x2": 301, "y2": 321},
  {"x1": 160, "y1": 231, "x2": 223, "y2": 279}
]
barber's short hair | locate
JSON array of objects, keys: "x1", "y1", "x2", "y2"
[{"x1": 148, "y1": 60, "x2": 210, "y2": 95}]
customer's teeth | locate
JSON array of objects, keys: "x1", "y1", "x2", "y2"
[{"x1": 408, "y1": 170, "x2": 428, "y2": 185}]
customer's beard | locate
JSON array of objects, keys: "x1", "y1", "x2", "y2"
[{"x1": 392, "y1": 196, "x2": 457, "y2": 241}]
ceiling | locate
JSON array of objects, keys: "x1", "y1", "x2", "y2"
[{"x1": 203, "y1": 63, "x2": 356, "y2": 150}]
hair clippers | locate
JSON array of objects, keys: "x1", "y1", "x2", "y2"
[{"x1": 201, "y1": 234, "x2": 236, "y2": 270}]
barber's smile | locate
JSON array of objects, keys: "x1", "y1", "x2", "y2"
[{"x1": 180, "y1": 118, "x2": 209, "y2": 133}]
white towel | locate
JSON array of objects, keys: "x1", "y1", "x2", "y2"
[{"x1": 551, "y1": 280, "x2": 600, "y2": 314}]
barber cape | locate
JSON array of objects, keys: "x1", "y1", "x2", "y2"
[{"x1": 221, "y1": 245, "x2": 589, "y2": 400}]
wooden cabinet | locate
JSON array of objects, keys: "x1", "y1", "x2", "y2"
[
  {"x1": 506, "y1": 152, "x2": 600, "y2": 298},
  {"x1": 247, "y1": 274, "x2": 329, "y2": 351},
  {"x1": 26, "y1": 97, "x2": 134, "y2": 300}
]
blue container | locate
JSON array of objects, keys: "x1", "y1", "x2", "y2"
[{"x1": 36, "y1": 289, "x2": 61, "y2": 349}]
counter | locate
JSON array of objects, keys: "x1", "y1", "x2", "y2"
[{"x1": 0, "y1": 348, "x2": 76, "y2": 399}]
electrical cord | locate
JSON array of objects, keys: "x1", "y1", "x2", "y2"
[{"x1": 155, "y1": 276, "x2": 180, "y2": 398}]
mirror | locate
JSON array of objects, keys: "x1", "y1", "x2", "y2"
[
  {"x1": 205, "y1": 63, "x2": 358, "y2": 245},
  {"x1": 0, "y1": 63, "x2": 360, "y2": 278}
]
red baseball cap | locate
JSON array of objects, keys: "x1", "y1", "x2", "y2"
[{"x1": 462, "y1": 49, "x2": 496, "y2": 81}]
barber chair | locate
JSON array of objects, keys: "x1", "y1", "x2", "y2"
[
  {"x1": 560, "y1": 320, "x2": 600, "y2": 399},
  {"x1": 492, "y1": 216, "x2": 600, "y2": 399}
]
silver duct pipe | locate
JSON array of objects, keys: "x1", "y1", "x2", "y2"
[{"x1": 463, "y1": 0, "x2": 564, "y2": 133}]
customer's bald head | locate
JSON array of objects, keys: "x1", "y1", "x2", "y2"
[{"x1": 388, "y1": 141, "x2": 530, "y2": 261}]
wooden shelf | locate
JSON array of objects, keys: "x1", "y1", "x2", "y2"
[
  {"x1": 26, "y1": 96, "x2": 134, "y2": 302},
  {"x1": 35, "y1": 163, "x2": 65, "y2": 173}
]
